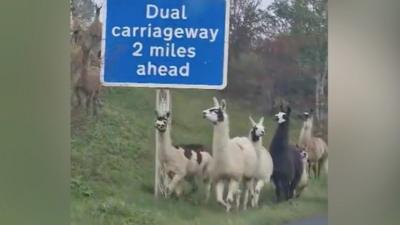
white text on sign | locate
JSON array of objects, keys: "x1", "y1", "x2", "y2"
[{"x1": 109, "y1": 3, "x2": 220, "y2": 77}]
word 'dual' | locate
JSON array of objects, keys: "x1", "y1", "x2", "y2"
[{"x1": 146, "y1": 4, "x2": 188, "y2": 20}]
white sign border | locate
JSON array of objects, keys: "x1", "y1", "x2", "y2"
[{"x1": 100, "y1": 0, "x2": 230, "y2": 90}]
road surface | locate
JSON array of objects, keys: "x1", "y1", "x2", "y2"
[{"x1": 283, "y1": 215, "x2": 328, "y2": 225}]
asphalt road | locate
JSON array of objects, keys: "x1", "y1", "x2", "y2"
[{"x1": 283, "y1": 215, "x2": 328, "y2": 225}]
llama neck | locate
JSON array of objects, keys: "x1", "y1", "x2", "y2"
[
  {"x1": 95, "y1": 9, "x2": 101, "y2": 21},
  {"x1": 157, "y1": 126, "x2": 174, "y2": 159},
  {"x1": 271, "y1": 122, "x2": 290, "y2": 154},
  {"x1": 80, "y1": 48, "x2": 90, "y2": 78},
  {"x1": 212, "y1": 117, "x2": 230, "y2": 156},
  {"x1": 309, "y1": 117, "x2": 315, "y2": 133},
  {"x1": 299, "y1": 118, "x2": 313, "y2": 145}
]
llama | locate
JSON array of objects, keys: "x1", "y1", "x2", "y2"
[
  {"x1": 74, "y1": 46, "x2": 102, "y2": 115},
  {"x1": 248, "y1": 116, "x2": 273, "y2": 208},
  {"x1": 72, "y1": 5, "x2": 103, "y2": 114},
  {"x1": 155, "y1": 98, "x2": 212, "y2": 198},
  {"x1": 295, "y1": 148, "x2": 309, "y2": 197},
  {"x1": 202, "y1": 97, "x2": 257, "y2": 211},
  {"x1": 86, "y1": 4, "x2": 103, "y2": 61},
  {"x1": 270, "y1": 106, "x2": 303, "y2": 202},
  {"x1": 298, "y1": 110, "x2": 328, "y2": 178}
]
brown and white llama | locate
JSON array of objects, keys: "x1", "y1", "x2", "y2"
[
  {"x1": 71, "y1": 4, "x2": 103, "y2": 115},
  {"x1": 202, "y1": 97, "x2": 257, "y2": 211},
  {"x1": 155, "y1": 95, "x2": 212, "y2": 198},
  {"x1": 74, "y1": 47, "x2": 102, "y2": 115},
  {"x1": 298, "y1": 110, "x2": 328, "y2": 178},
  {"x1": 248, "y1": 116, "x2": 273, "y2": 208}
]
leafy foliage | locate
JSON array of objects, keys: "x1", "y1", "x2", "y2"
[{"x1": 227, "y1": 0, "x2": 328, "y2": 132}]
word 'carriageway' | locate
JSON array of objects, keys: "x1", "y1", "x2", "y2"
[{"x1": 101, "y1": 0, "x2": 229, "y2": 89}]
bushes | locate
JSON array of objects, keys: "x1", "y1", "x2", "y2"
[{"x1": 226, "y1": 51, "x2": 315, "y2": 115}]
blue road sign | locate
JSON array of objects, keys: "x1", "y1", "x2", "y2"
[{"x1": 101, "y1": 0, "x2": 230, "y2": 89}]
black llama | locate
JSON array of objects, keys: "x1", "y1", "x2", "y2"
[{"x1": 270, "y1": 106, "x2": 303, "y2": 202}]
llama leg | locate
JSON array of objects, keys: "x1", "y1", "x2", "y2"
[
  {"x1": 174, "y1": 181, "x2": 184, "y2": 197},
  {"x1": 248, "y1": 179, "x2": 255, "y2": 208},
  {"x1": 251, "y1": 180, "x2": 257, "y2": 207},
  {"x1": 226, "y1": 179, "x2": 240, "y2": 211},
  {"x1": 243, "y1": 182, "x2": 249, "y2": 210},
  {"x1": 167, "y1": 173, "x2": 184, "y2": 196},
  {"x1": 272, "y1": 176, "x2": 282, "y2": 202},
  {"x1": 215, "y1": 180, "x2": 229, "y2": 210},
  {"x1": 85, "y1": 94, "x2": 91, "y2": 115},
  {"x1": 235, "y1": 187, "x2": 241, "y2": 210},
  {"x1": 318, "y1": 157, "x2": 327, "y2": 177},
  {"x1": 187, "y1": 176, "x2": 198, "y2": 194},
  {"x1": 314, "y1": 162, "x2": 319, "y2": 179},
  {"x1": 160, "y1": 165, "x2": 173, "y2": 198},
  {"x1": 288, "y1": 182, "x2": 295, "y2": 199},
  {"x1": 204, "y1": 178, "x2": 212, "y2": 203},
  {"x1": 74, "y1": 88, "x2": 82, "y2": 107},
  {"x1": 295, "y1": 186, "x2": 305, "y2": 198},
  {"x1": 243, "y1": 179, "x2": 254, "y2": 210},
  {"x1": 93, "y1": 90, "x2": 101, "y2": 115},
  {"x1": 281, "y1": 181, "x2": 289, "y2": 201},
  {"x1": 290, "y1": 171, "x2": 302, "y2": 199},
  {"x1": 253, "y1": 180, "x2": 265, "y2": 208},
  {"x1": 92, "y1": 93, "x2": 98, "y2": 116},
  {"x1": 161, "y1": 171, "x2": 170, "y2": 198}
]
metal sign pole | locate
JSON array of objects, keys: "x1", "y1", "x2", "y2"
[{"x1": 154, "y1": 89, "x2": 170, "y2": 198}]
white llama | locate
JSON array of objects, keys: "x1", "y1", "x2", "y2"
[
  {"x1": 248, "y1": 116, "x2": 274, "y2": 208},
  {"x1": 202, "y1": 97, "x2": 257, "y2": 211},
  {"x1": 295, "y1": 149, "x2": 309, "y2": 197},
  {"x1": 155, "y1": 95, "x2": 212, "y2": 198}
]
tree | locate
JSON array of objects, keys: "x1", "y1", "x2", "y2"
[
  {"x1": 230, "y1": 0, "x2": 267, "y2": 56},
  {"x1": 71, "y1": 0, "x2": 97, "y2": 28},
  {"x1": 266, "y1": 0, "x2": 328, "y2": 132}
]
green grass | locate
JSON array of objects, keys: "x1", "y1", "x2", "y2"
[{"x1": 71, "y1": 88, "x2": 327, "y2": 225}]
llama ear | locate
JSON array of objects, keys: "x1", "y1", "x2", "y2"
[
  {"x1": 221, "y1": 99, "x2": 227, "y2": 111},
  {"x1": 259, "y1": 117, "x2": 264, "y2": 125},
  {"x1": 287, "y1": 106, "x2": 292, "y2": 115},
  {"x1": 280, "y1": 104, "x2": 284, "y2": 112},
  {"x1": 213, "y1": 97, "x2": 220, "y2": 107},
  {"x1": 310, "y1": 108, "x2": 314, "y2": 114},
  {"x1": 166, "y1": 112, "x2": 170, "y2": 118},
  {"x1": 249, "y1": 116, "x2": 256, "y2": 126},
  {"x1": 155, "y1": 110, "x2": 160, "y2": 117}
]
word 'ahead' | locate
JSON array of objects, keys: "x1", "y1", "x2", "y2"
[{"x1": 101, "y1": 0, "x2": 229, "y2": 89}]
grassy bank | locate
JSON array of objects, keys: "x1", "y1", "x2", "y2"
[{"x1": 71, "y1": 88, "x2": 327, "y2": 225}]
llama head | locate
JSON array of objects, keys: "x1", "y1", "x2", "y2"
[
  {"x1": 71, "y1": 21, "x2": 84, "y2": 46},
  {"x1": 249, "y1": 116, "x2": 265, "y2": 141},
  {"x1": 95, "y1": 4, "x2": 102, "y2": 18},
  {"x1": 299, "y1": 150, "x2": 309, "y2": 164},
  {"x1": 275, "y1": 105, "x2": 291, "y2": 124},
  {"x1": 301, "y1": 109, "x2": 314, "y2": 129},
  {"x1": 202, "y1": 97, "x2": 227, "y2": 125},
  {"x1": 302, "y1": 109, "x2": 314, "y2": 121},
  {"x1": 155, "y1": 89, "x2": 171, "y2": 132},
  {"x1": 154, "y1": 111, "x2": 170, "y2": 132}
]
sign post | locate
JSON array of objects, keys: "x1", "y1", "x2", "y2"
[
  {"x1": 101, "y1": 0, "x2": 230, "y2": 197},
  {"x1": 154, "y1": 89, "x2": 171, "y2": 198}
]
